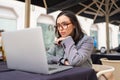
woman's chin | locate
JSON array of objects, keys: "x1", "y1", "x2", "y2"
[{"x1": 61, "y1": 35, "x2": 68, "y2": 37}]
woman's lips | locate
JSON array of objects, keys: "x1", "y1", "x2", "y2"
[{"x1": 60, "y1": 32, "x2": 66, "y2": 35}]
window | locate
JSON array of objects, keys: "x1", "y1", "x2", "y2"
[
  {"x1": 37, "y1": 14, "x2": 55, "y2": 51},
  {"x1": 0, "y1": 18, "x2": 16, "y2": 31},
  {"x1": 0, "y1": 6, "x2": 17, "y2": 31},
  {"x1": 118, "y1": 33, "x2": 120, "y2": 45},
  {"x1": 109, "y1": 27, "x2": 112, "y2": 49},
  {"x1": 37, "y1": 23, "x2": 55, "y2": 51},
  {"x1": 90, "y1": 24, "x2": 98, "y2": 48},
  {"x1": 90, "y1": 30, "x2": 98, "y2": 48}
]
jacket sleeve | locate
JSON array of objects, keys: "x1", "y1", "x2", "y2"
[
  {"x1": 61, "y1": 36, "x2": 94, "y2": 66},
  {"x1": 47, "y1": 44, "x2": 62, "y2": 64}
]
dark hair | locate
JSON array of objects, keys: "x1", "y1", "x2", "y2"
[{"x1": 55, "y1": 11, "x2": 84, "y2": 44}]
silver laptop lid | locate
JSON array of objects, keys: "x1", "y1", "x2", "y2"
[{"x1": 2, "y1": 27, "x2": 49, "y2": 74}]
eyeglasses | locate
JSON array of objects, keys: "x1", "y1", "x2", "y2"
[{"x1": 56, "y1": 22, "x2": 72, "y2": 30}]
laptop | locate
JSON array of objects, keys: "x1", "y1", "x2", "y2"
[{"x1": 1, "y1": 27, "x2": 72, "y2": 74}]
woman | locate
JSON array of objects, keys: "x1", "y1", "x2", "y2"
[{"x1": 47, "y1": 11, "x2": 94, "y2": 68}]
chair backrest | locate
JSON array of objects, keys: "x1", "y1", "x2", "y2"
[
  {"x1": 0, "y1": 45, "x2": 6, "y2": 61},
  {"x1": 0, "y1": 30, "x2": 5, "y2": 61},
  {"x1": 100, "y1": 58, "x2": 120, "y2": 80},
  {"x1": 92, "y1": 64, "x2": 115, "y2": 80}
]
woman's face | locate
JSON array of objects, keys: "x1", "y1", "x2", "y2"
[{"x1": 56, "y1": 15, "x2": 75, "y2": 37}]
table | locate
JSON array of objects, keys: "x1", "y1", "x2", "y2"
[
  {"x1": 0, "y1": 61, "x2": 97, "y2": 80},
  {"x1": 91, "y1": 53, "x2": 120, "y2": 64}
]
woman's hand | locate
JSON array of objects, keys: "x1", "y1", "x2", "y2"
[
  {"x1": 55, "y1": 36, "x2": 70, "y2": 45},
  {"x1": 55, "y1": 37, "x2": 66, "y2": 45},
  {"x1": 64, "y1": 60, "x2": 70, "y2": 65}
]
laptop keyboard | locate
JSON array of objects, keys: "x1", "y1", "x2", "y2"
[
  {"x1": 48, "y1": 67, "x2": 57, "y2": 70},
  {"x1": 48, "y1": 64, "x2": 60, "y2": 71}
]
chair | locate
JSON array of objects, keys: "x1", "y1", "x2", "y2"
[
  {"x1": 92, "y1": 64, "x2": 115, "y2": 80},
  {"x1": 0, "y1": 46, "x2": 6, "y2": 61},
  {"x1": 100, "y1": 58, "x2": 120, "y2": 80},
  {"x1": 0, "y1": 29, "x2": 5, "y2": 61}
]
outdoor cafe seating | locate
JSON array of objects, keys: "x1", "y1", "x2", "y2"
[
  {"x1": 92, "y1": 64, "x2": 115, "y2": 80},
  {"x1": 100, "y1": 58, "x2": 120, "y2": 80}
]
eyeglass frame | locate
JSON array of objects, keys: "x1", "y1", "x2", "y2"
[{"x1": 56, "y1": 22, "x2": 72, "y2": 30}]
